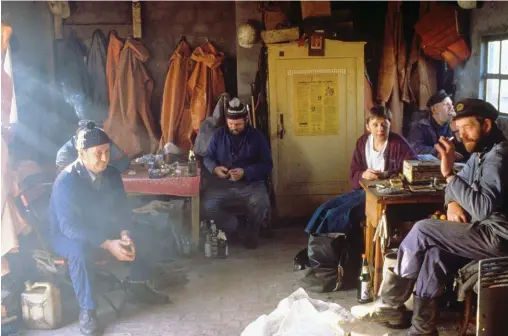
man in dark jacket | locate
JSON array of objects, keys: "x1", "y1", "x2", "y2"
[
  {"x1": 49, "y1": 122, "x2": 168, "y2": 335},
  {"x1": 202, "y1": 98, "x2": 272, "y2": 249},
  {"x1": 408, "y1": 90, "x2": 467, "y2": 161},
  {"x1": 352, "y1": 99, "x2": 508, "y2": 335}
]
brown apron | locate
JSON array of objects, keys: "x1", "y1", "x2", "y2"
[
  {"x1": 105, "y1": 39, "x2": 158, "y2": 158},
  {"x1": 159, "y1": 39, "x2": 193, "y2": 151},
  {"x1": 188, "y1": 42, "x2": 225, "y2": 138}
]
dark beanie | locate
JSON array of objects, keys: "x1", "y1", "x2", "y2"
[{"x1": 76, "y1": 121, "x2": 110, "y2": 150}]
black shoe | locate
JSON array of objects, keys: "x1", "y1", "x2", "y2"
[
  {"x1": 243, "y1": 237, "x2": 259, "y2": 250},
  {"x1": 126, "y1": 281, "x2": 170, "y2": 305},
  {"x1": 79, "y1": 309, "x2": 98, "y2": 335}
]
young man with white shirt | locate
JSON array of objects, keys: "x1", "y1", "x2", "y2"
[{"x1": 306, "y1": 106, "x2": 417, "y2": 234}]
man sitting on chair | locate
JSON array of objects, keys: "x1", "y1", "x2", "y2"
[
  {"x1": 49, "y1": 122, "x2": 168, "y2": 336},
  {"x1": 202, "y1": 98, "x2": 272, "y2": 249},
  {"x1": 352, "y1": 99, "x2": 508, "y2": 335}
]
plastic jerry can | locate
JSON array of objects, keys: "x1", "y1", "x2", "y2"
[{"x1": 21, "y1": 282, "x2": 62, "y2": 329}]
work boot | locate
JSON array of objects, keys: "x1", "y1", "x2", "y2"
[
  {"x1": 351, "y1": 268, "x2": 415, "y2": 327},
  {"x1": 79, "y1": 309, "x2": 98, "y2": 335},
  {"x1": 408, "y1": 295, "x2": 438, "y2": 335},
  {"x1": 383, "y1": 296, "x2": 439, "y2": 336},
  {"x1": 126, "y1": 281, "x2": 170, "y2": 305}
]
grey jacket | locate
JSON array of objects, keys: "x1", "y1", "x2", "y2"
[
  {"x1": 445, "y1": 139, "x2": 508, "y2": 239},
  {"x1": 408, "y1": 117, "x2": 453, "y2": 156}
]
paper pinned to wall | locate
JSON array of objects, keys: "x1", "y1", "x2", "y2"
[{"x1": 293, "y1": 73, "x2": 339, "y2": 136}]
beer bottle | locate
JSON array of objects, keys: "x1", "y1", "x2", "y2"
[{"x1": 357, "y1": 254, "x2": 373, "y2": 303}]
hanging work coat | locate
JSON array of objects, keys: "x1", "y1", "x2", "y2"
[
  {"x1": 86, "y1": 29, "x2": 109, "y2": 122},
  {"x1": 188, "y1": 42, "x2": 225, "y2": 137},
  {"x1": 57, "y1": 31, "x2": 90, "y2": 122},
  {"x1": 105, "y1": 39, "x2": 158, "y2": 158},
  {"x1": 106, "y1": 32, "x2": 124, "y2": 105},
  {"x1": 377, "y1": 1, "x2": 406, "y2": 134},
  {"x1": 159, "y1": 39, "x2": 192, "y2": 151},
  {"x1": 1, "y1": 23, "x2": 33, "y2": 276},
  {"x1": 401, "y1": 2, "x2": 437, "y2": 110}
]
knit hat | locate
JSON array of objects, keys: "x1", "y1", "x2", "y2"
[
  {"x1": 75, "y1": 121, "x2": 110, "y2": 150},
  {"x1": 225, "y1": 98, "x2": 248, "y2": 120}
]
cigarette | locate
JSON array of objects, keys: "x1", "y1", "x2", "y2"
[{"x1": 447, "y1": 136, "x2": 455, "y2": 141}]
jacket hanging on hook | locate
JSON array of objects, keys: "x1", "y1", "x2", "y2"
[{"x1": 187, "y1": 41, "x2": 225, "y2": 140}]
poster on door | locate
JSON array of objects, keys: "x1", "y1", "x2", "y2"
[{"x1": 293, "y1": 73, "x2": 339, "y2": 136}]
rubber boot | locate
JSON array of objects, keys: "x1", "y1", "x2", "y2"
[
  {"x1": 383, "y1": 295, "x2": 439, "y2": 336},
  {"x1": 408, "y1": 295, "x2": 438, "y2": 335},
  {"x1": 352, "y1": 267, "x2": 415, "y2": 326}
]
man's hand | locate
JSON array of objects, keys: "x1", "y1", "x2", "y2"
[
  {"x1": 214, "y1": 166, "x2": 230, "y2": 179},
  {"x1": 434, "y1": 137, "x2": 456, "y2": 177},
  {"x1": 101, "y1": 239, "x2": 135, "y2": 262},
  {"x1": 120, "y1": 230, "x2": 136, "y2": 257},
  {"x1": 229, "y1": 168, "x2": 244, "y2": 181},
  {"x1": 454, "y1": 152, "x2": 464, "y2": 161},
  {"x1": 362, "y1": 169, "x2": 379, "y2": 180},
  {"x1": 447, "y1": 201, "x2": 468, "y2": 223}
]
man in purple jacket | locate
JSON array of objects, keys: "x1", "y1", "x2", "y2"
[
  {"x1": 202, "y1": 98, "x2": 273, "y2": 249},
  {"x1": 305, "y1": 105, "x2": 417, "y2": 234}
]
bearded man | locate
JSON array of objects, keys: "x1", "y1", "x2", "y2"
[{"x1": 202, "y1": 98, "x2": 272, "y2": 249}]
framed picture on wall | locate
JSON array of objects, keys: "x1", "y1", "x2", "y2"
[{"x1": 308, "y1": 32, "x2": 325, "y2": 56}]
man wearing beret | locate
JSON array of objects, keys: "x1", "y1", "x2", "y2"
[
  {"x1": 49, "y1": 122, "x2": 168, "y2": 335},
  {"x1": 202, "y1": 98, "x2": 272, "y2": 249},
  {"x1": 408, "y1": 90, "x2": 467, "y2": 161},
  {"x1": 352, "y1": 99, "x2": 508, "y2": 335}
]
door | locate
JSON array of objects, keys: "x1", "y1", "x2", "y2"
[{"x1": 268, "y1": 41, "x2": 365, "y2": 218}]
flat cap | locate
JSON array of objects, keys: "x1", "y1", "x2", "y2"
[
  {"x1": 426, "y1": 90, "x2": 451, "y2": 109},
  {"x1": 453, "y1": 98, "x2": 499, "y2": 121}
]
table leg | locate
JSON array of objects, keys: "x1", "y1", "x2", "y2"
[
  {"x1": 374, "y1": 236, "x2": 383, "y2": 296},
  {"x1": 191, "y1": 194, "x2": 200, "y2": 252},
  {"x1": 365, "y1": 221, "x2": 374, "y2": 269}
]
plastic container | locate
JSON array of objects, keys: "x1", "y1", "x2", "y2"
[{"x1": 21, "y1": 282, "x2": 62, "y2": 330}]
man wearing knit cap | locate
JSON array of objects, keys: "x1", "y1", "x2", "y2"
[
  {"x1": 202, "y1": 98, "x2": 272, "y2": 249},
  {"x1": 56, "y1": 120, "x2": 130, "y2": 172},
  {"x1": 352, "y1": 98, "x2": 508, "y2": 335},
  {"x1": 49, "y1": 122, "x2": 169, "y2": 335},
  {"x1": 408, "y1": 89, "x2": 467, "y2": 160}
]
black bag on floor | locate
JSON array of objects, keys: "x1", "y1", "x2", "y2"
[{"x1": 297, "y1": 233, "x2": 350, "y2": 293}]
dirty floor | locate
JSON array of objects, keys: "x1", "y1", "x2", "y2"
[{"x1": 22, "y1": 227, "x2": 471, "y2": 336}]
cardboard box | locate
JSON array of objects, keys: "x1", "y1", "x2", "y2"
[
  {"x1": 301, "y1": 1, "x2": 331, "y2": 19},
  {"x1": 261, "y1": 27, "x2": 300, "y2": 44},
  {"x1": 403, "y1": 160, "x2": 443, "y2": 184}
]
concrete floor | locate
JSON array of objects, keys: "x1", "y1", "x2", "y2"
[{"x1": 22, "y1": 227, "x2": 471, "y2": 336}]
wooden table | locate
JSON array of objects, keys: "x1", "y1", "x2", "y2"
[
  {"x1": 122, "y1": 167, "x2": 201, "y2": 252},
  {"x1": 360, "y1": 179, "x2": 445, "y2": 296}
]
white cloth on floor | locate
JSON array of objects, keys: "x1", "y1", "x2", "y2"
[{"x1": 241, "y1": 288, "x2": 355, "y2": 336}]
